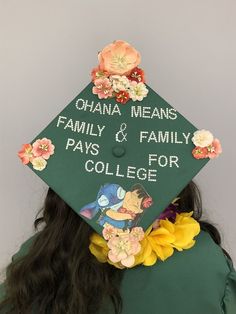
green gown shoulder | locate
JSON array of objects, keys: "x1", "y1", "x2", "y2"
[
  {"x1": 0, "y1": 233, "x2": 38, "y2": 304},
  {"x1": 1, "y1": 231, "x2": 236, "y2": 314}
]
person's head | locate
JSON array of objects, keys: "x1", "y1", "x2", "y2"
[{"x1": 0, "y1": 181, "x2": 224, "y2": 314}]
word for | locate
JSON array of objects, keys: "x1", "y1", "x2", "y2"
[
  {"x1": 65, "y1": 138, "x2": 99, "y2": 155},
  {"x1": 131, "y1": 106, "x2": 177, "y2": 120},
  {"x1": 56, "y1": 115, "x2": 105, "y2": 137},
  {"x1": 148, "y1": 154, "x2": 179, "y2": 168},
  {"x1": 75, "y1": 98, "x2": 121, "y2": 116},
  {"x1": 84, "y1": 159, "x2": 157, "y2": 182},
  {"x1": 140, "y1": 131, "x2": 191, "y2": 144}
]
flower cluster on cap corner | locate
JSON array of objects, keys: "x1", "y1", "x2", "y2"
[
  {"x1": 89, "y1": 199, "x2": 201, "y2": 269},
  {"x1": 18, "y1": 138, "x2": 55, "y2": 171},
  {"x1": 91, "y1": 40, "x2": 148, "y2": 104},
  {"x1": 191, "y1": 129, "x2": 222, "y2": 159}
]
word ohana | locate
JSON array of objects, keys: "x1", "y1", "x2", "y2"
[{"x1": 75, "y1": 98, "x2": 121, "y2": 116}]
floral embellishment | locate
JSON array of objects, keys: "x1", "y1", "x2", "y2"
[
  {"x1": 128, "y1": 67, "x2": 145, "y2": 83},
  {"x1": 18, "y1": 138, "x2": 55, "y2": 171},
  {"x1": 89, "y1": 208, "x2": 200, "y2": 269},
  {"x1": 91, "y1": 66, "x2": 109, "y2": 82},
  {"x1": 128, "y1": 81, "x2": 149, "y2": 101},
  {"x1": 107, "y1": 231, "x2": 143, "y2": 267},
  {"x1": 31, "y1": 156, "x2": 47, "y2": 171},
  {"x1": 18, "y1": 144, "x2": 34, "y2": 165},
  {"x1": 32, "y1": 138, "x2": 55, "y2": 159},
  {"x1": 98, "y1": 40, "x2": 141, "y2": 75},
  {"x1": 206, "y1": 139, "x2": 222, "y2": 159},
  {"x1": 91, "y1": 40, "x2": 148, "y2": 104},
  {"x1": 116, "y1": 90, "x2": 130, "y2": 104},
  {"x1": 110, "y1": 75, "x2": 130, "y2": 92},
  {"x1": 102, "y1": 225, "x2": 118, "y2": 240},
  {"x1": 191, "y1": 129, "x2": 222, "y2": 159},
  {"x1": 92, "y1": 78, "x2": 114, "y2": 99},
  {"x1": 192, "y1": 129, "x2": 214, "y2": 147}
]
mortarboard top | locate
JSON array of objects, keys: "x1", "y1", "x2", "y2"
[{"x1": 18, "y1": 40, "x2": 221, "y2": 237}]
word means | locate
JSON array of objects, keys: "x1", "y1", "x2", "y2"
[{"x1": 131, "y1": 106, "x2": 177, "y2": 120}]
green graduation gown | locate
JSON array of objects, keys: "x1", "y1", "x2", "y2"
[{"x1": 0, "y1": 230, "x2": 236, "y2": 314}]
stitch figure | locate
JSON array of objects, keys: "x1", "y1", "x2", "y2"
[{"x1": 79, "y1": 183, "x2": 132, "y2": 229}]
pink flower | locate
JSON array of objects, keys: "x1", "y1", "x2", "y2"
[
  {"x1": 130, "y1": 227, "x2": 145, "y2": 241},
  {"x1": 206, "y1": 139, "x2": 222, "y2": 159},
  {"x1": 18, "y1": 143, "x2": 34, "y2": 165},
  {"x1": 32, "y1": 138, "x2": 55, "y2": 160},
  {"x1": 102, "y1": 226, "x2": 118, "y2": 240},
  {"x1": 107, "y1": 234, "x2": 141, "y2": 267},
  {"x1": 192, "y1": 146, "x2": 208, "y2": 159},
  {"x1": 92, "y1": 78, "x2": 113, "y2": 99},
  {"x1": 91, "y1": 66, "x2": 109, "y2": 82},
  {"x1": 98, "y1": 40, "x2": 141, "y2": 76}
]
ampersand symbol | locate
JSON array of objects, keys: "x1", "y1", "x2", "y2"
[{"x1": 115, "y1": 123, "x2": 128, "y2": 142}]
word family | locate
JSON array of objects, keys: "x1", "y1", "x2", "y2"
[
  {"x1": 56, "y1": 116, "x2": 106, "y2": 137},
  {"x1": 84, "y1": 159, "x2": 158, "y2": 182},
  {"x1": 140, "y1": 131, "x2": 191, "y2": 144},
  {"x1": 75, "y1": 98, "x2": 121, "y2": 116},
  {"x1": 131, "y1": 106, "x2": 178, "y2": 120}
]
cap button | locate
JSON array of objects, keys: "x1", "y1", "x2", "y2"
[{"x1": 112, "y1": 145, "x2": 126, "y2": 158}]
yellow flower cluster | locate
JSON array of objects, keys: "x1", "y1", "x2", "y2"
[{"x1": 89, "y1": 212, "x2": 200, "y2": 269}]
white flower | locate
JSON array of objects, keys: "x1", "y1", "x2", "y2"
[
  {"x1": 31, "y1": 157, "x2": 47, "y2": 171},
  {"x1": 192, "y1": 129, "x2": 214, "y2": 147},
  {"x1": 110, "y1": 75, "x2": 130, "y2": 92},
  {"x1": 128, "y1": 81, "x2": 149, "y2": 101}
]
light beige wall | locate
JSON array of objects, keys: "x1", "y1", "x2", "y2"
[{"x1": 0, "y1": 0, "x2": 235, "y2": 279}]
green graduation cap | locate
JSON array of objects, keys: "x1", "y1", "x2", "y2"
[{"x1": 18, "y1": 40, "x2": 222, "y2": 236}]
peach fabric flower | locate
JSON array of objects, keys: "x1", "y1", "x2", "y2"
[
  {"x1": 91, "y1": 66, "x2": 109, "y2": 82},
  {"x1": 92, "y1": 78, "x2": 113, "y2": 99},
  {"x1": 107, "y1": 233, "x2": 142, "y2": 267},
  {"x1": 98, "y1": 40, "x2": 141, "y2": 76},
  {"x1": 130, "y1": 227, "x2": 145, "y2": 241},
  {"x1": 102, "y1": 226, "x2": 118, "y2": 240},
  {"x1": 18, "y1": 144, "x2": 34, "y2": 164},
  {"x1": 207, "y1": 138, "x2": 222, "y2": 158},
  {"x1": 192, "y1": 146, "x2": 208, "y2": 159},
  {"x1": 32, "y1": 138, "x2": 55, "y2": 160}
]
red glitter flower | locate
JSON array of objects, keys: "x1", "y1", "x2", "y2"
[
  {"x1": 128, "y1": 67, "x2": 145, "y2": 83},
  {"x1": 116, "y1": 90, "x2": 130, "y2": 104}
]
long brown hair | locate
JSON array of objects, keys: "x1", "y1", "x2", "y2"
[{"x1": 0, "y1": 181, "x2": 231, "y2": 313}]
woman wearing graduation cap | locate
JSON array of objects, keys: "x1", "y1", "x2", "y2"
[{"x1": 0, "y1": 40, "x2": 235, "y2": 314}]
